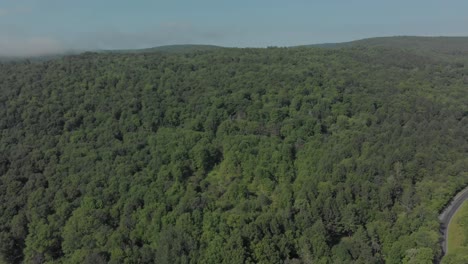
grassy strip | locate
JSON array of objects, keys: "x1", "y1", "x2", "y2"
[{"x1": 448, "y1": 201, "x2": 468, "y2": 254}]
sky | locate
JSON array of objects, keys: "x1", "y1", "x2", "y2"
[{"x1": 1, "y1": 0, "x2": 468, "y2": 57}]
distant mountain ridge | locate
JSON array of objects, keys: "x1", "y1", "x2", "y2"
[
  {"x1": 306, "y1": 36, "x2": 468, "y2": 56},
  {"x1": 101, "y1": 44, "x2": 223, "y2": 54},
  {"x1": 136, "y1": 37, "x2": 468, "y2": 55}
]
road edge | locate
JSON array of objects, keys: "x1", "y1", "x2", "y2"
[{"x1": 438, "y1": 186, "x2": 468, "y2": 259}]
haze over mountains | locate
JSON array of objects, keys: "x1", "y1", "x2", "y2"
[{"x1": 3, "y1": 36, "x2": 468, "y2": 61}]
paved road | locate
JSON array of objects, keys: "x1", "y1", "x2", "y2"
[{"x1": 438, "y1": 186, "x2": 468, "y2": 255}]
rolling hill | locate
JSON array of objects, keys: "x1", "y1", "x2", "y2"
[{"x1": 308, "y1": 36, "x2": 468, "y2": 58}]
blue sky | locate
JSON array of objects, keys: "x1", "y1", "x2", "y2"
[{"x1": 1, "y1": 0, "x2": 468, "y2": 56}]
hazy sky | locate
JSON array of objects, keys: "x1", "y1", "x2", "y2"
[{"x1": 1, "y1": 0, "x2": 468, "y2": 56}]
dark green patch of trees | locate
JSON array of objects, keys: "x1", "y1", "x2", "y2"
[{"x1": 0, "y1": 46, "x2": 467, "y2": 263}]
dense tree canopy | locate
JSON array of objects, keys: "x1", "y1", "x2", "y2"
[{"x1": 0, "y1": 44, "x2": 467, "y2": 263}]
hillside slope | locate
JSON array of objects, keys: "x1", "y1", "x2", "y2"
[
  {"x1": 0, "y1": 44, "x2": 467, "y2": 264},
  {"x1": 309, "y1": 36, "x2": 468, "y2": 58}
]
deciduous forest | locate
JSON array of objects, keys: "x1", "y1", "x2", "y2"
[{"x1": 0, "y1": 39, "x2": 467, "y2": 263}]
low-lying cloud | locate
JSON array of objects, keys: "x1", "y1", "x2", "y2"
[
  {"x1": 0, "y1": 36, "x2": 66, "y2": 57},
  {"x1": 0, "y1": 22, "x2": 229, "y2": 57}
]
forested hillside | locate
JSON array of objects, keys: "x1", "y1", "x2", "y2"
[
  {"x1": 0, "y1": 44, "x2": 467, "y2": 263},
  {"x1": 310, "y1": 36, "x2": 468, "y2": 59}
]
